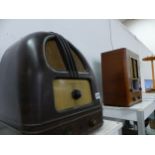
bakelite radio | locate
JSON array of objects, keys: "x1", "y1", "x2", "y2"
[
  {"x1": 0, "y1": 32, "x2": 103, "y2": 134},
  {"x1": 101, "y1": 48, "x2": 142, "y2": 107}
]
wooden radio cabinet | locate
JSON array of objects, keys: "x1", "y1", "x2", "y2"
[{"x1": 101, "y1": 48, "x2": 142, "y2": 107}]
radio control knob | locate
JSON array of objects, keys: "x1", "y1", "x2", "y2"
[
  {"x1": 89, "y1": 119, "x2": 97, "y2": 127},
  {"x1": 132, "y1": 97, "x2": 136, "y2": 101},
  {"x1": 72, "y1": 89, "x2": 82, "y2": 100},
  {"x1": 138, "y1": 96, "x2": 141, "y2": 99},
  {"x1": 129, "y1": 89, "x2": 133, "y2": 92}
]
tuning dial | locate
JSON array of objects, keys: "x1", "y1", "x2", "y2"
[
  {"x1": 132, "y1": 97, "x2": 136, "y2": 101},
  {"x1": 129, "y1": 88, "x2": 133, "y2": 92},
  {"x1": 72, "y1": 89, "x2": 82, "y2": 100},
  {"x1": 138, "y1": 96, "x2": 141, "y2": 99},
  {"x1": 89, "y1": 119, "x2": 97, "y2": 127}
]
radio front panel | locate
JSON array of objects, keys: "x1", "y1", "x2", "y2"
[
  {"x1": 53, "y1": 79, "x2": 93, "y2": 112},
  {"x1": 101, "y1": 48, "x2": 142, "y2": 107}
]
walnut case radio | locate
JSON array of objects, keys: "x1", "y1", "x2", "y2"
[
  {"x1": 0, "y1": 32, "x2": 103, "y2": 134},
  {"x1": 101, "y1": 48, "x2": 142, "y2": 107}
]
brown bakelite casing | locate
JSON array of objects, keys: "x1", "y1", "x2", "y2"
[
  {"x1": 0, "y1": 32, "x2": 103, "y2": 134},
  {"x1": 101, "y1": 48, "x2": 142, "y2": 107}
]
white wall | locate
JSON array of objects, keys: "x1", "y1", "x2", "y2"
[
  {"x1": 123, "y1": 19, "x2": 155, "y2": 88},
  {"x1": 124, "y1": 19, "x2": 155, "y2": 52},
  {"x1": 0, "y1": 19, "x2": 153, "y2": 95}
]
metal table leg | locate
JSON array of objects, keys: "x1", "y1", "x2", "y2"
[{"x1": 137, "y1": 110, "x2": 145, "y2": 135}]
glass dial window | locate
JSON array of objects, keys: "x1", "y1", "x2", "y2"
[
  {"x1": 53, "y1": 79, "x2": 93, "y2": 112},
  {"x1": 45, "y1": 40, "x2": 66, "y2": 71},
  {"x1": 69, "y1": 47, "x2": 86, "y2": 72},
  {"x1": 131, "y1": 58, "x2": 139, "y2": 78}
]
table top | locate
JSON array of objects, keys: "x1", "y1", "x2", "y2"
[
  {"x1": 91, "y1": 120, "x2": 123, "y2": 135},
  {"x1": 142, "y1": 93, "x2": 155, "y2": 100}
]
